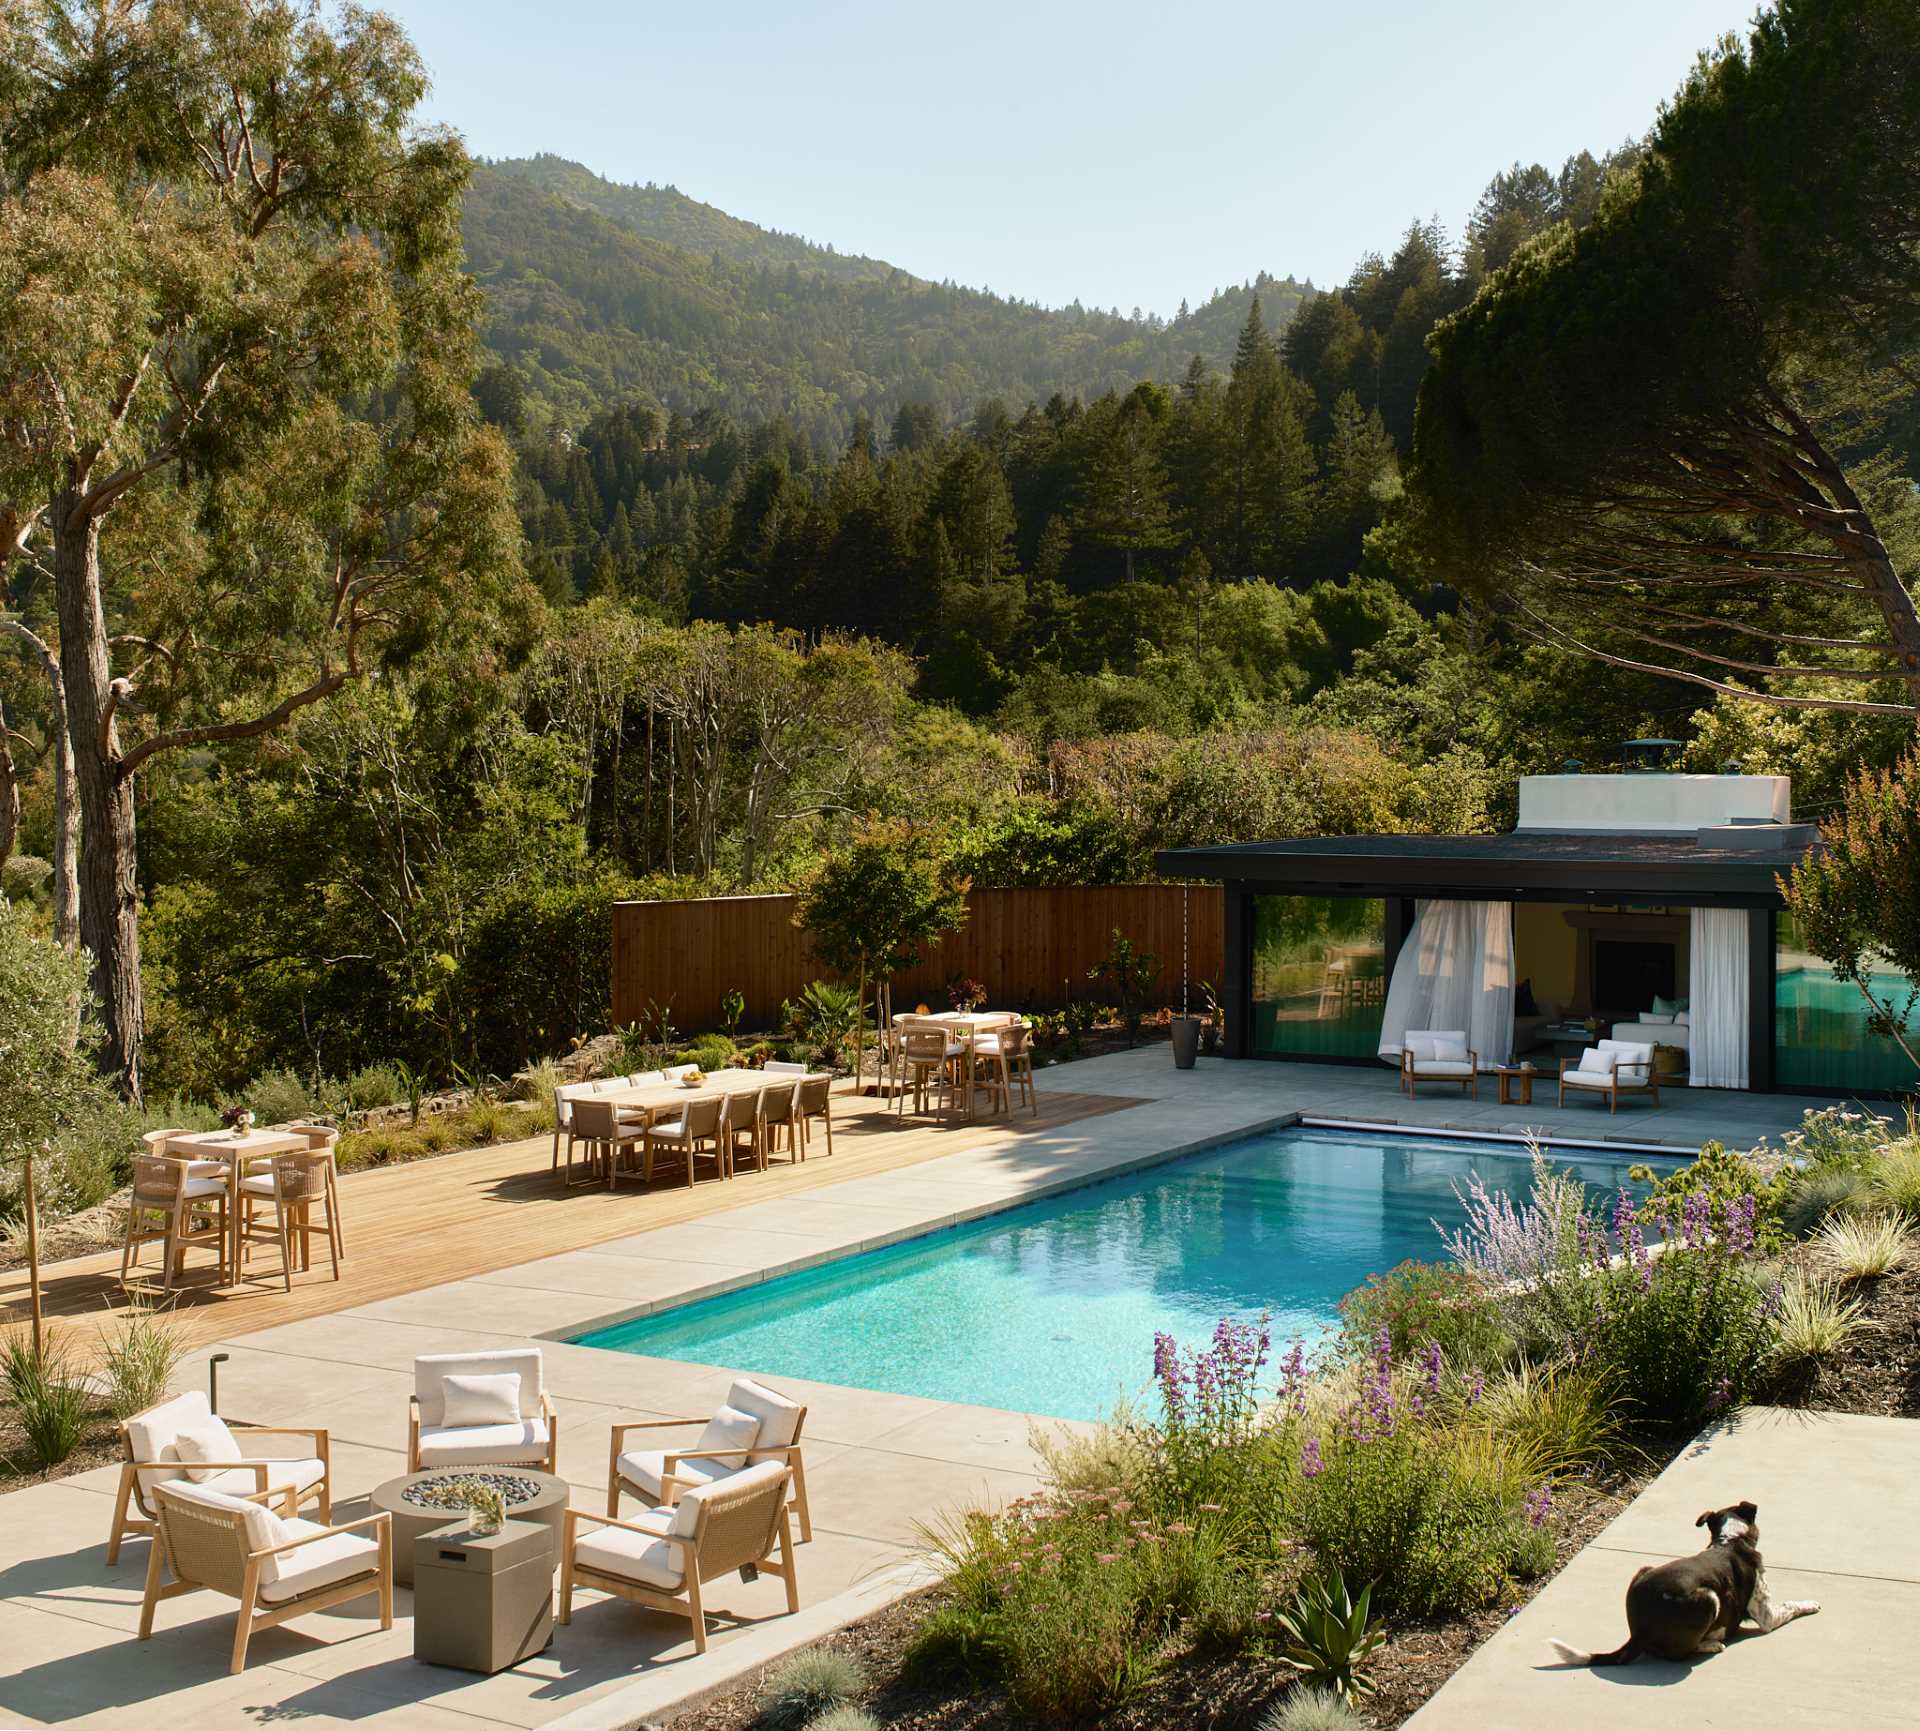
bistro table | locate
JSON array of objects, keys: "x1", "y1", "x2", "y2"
[
  {"x1": 889, "y1": 1010, "x2": 1016, "y2": 1111},
  {"x1": 161, "y1": 1126, "x2": 310, "y2": 1284},
  {"x1": 1489, "y1": 1062, "x2": 1541, "y2": 1106}
]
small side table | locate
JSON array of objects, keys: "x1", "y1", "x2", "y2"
[
  {"x1": 1491, "y1": 1064, "x2": 1539, "y2": 1106},
  {"x1": 413, "y1": 1518, "x2": 554, "y2": 1673}
]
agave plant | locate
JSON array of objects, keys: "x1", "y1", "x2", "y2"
[{"x1": 1270, "y1": 1571, "x2": 1387, "y2": 1702}]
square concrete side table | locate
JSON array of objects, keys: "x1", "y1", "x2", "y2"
[{"x1": 413, "y1": 1519, "x2": 554, "y2": 1673}]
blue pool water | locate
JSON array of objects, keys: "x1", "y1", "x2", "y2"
[{"x1": 575, "y1": 1128, "x2": 1678, "y2": 1420}]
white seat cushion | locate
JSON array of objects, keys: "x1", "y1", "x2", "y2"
[
  {"x1": 615, "y1": 1447, "x2": 731, "y2": 1499},
  {"x1": 1562, "y1": 1068, "x2": 1615, "y2": 1091},
  {"x1": 573, "y1": 1517, "x2": 689, "y2": 1591},
  {"x1": 646, "y1": 1115, "x2": 690, "y2": 1141},
  {"x1": 416, "y1": 1420, "x2": 550, "y2": 1467},
  {"x1": 177, "y1": 1174, "x2": 228, "y2": 1199},
  {"x1": 440, "y1": 1373, "x2": 521, "y2": 1427},
  {"x1": 239, "y1": 1174, "x2": 278, "y2": 1196},
  {"x1": 1413, "y1": 1059, "x2": 1473, "y2": 1078},
  {"x1": 255, "y1": 1517, "x2": 381, "y2": 1603},
  {"x1": 193, "y1": 1456, "x2": 326, "y2": 1500}
]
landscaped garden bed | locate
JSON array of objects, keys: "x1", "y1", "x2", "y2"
[{"x1": 664, "y1": 1106, "x2": 1920, "y2": 1731}]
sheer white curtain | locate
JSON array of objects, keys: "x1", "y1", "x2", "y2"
[
  {"x1": 1690, "y1": 907, "x2": 1750, "y2": 1089},
  {"x1": 1377, "y1": 901, "x2": 1516, "y2": 1066}
]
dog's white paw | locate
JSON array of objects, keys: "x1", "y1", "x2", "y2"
[{"x1": 1792, "y1": 1600, "x2": 1821, "y2": 1616}]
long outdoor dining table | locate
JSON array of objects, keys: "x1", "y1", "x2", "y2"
[{"x1": 594, "y1": 1068, "x2": 828, "y2": 1124}]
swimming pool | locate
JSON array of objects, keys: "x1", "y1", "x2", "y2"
[{"x1": 574, "y1": 1127, "x2": 1678, "y2": 1421}]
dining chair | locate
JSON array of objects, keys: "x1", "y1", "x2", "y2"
[
  {"x1": 742, "y1": 1081, "x2": 801, "y2": 1169},
  {"x1": 281, "y1": 1123, "x2": 345, "y2": 1257},
  {"x1": 795, "y1": 1073, "x2": 833, "y2": 1157},
  {"x1": 643, "y1": 1094, "x2": 730, "y2": 1187},
  {"x1": 237, "y1": 1151, "x2": 342, "y2": 1290},
  {"x1": 571, "y1": 1096, "x2": 646, "y2": 1189},
  {"x1": 121, "y1": 1155, "x2": 229, "y2": 1291},
  {"x1": 898, "y1": 1027, "x2": 961, "y2": 1119}
]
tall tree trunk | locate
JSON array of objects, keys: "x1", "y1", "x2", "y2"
[
  {"x1": 0, "y1": 621, "x2": 81, "y2": 949},
  {"x1": 51, "y1": 497, "x2": 143, "y2": 1099}
]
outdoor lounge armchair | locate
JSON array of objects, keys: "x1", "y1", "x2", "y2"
[
  {"x1": 141, "y1": 1481, "x2": 391, "y2": 1673},
  {"x1": 607, "y1": 1375, "x2": 812, "y2": 1541},
  {"x1": 561, "y1": 1461, "x2": 799, "y2": 1654},
  {"x1": 1558, "y1": 1039, "x2": 1661, "y2": 1113},
  {"x1": 1399, "y1": 1030, "x2": 1480, "y2": 1098},
  {"x1": 408, "y1": 1348, "x2": 558, "y2": 1472},
  {"x1": 109, "y1": 1391, "x2": 331, "y2": 1563}
]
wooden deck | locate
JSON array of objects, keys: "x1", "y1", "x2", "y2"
[{"x1": 2, "y1": 1086, "x2": 1144, "y2": 1361}]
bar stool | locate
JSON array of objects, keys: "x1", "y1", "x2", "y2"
[
  {"x1": 236, "y1": 1150, "x2": 342, "y2": 1290},
  {"x1": 121, "y1": 1156, "x2": 230, "y2": 1291}
]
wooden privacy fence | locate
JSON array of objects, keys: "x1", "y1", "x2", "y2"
[{"x1": 612, "y1": 885, "x2": 1224, "y2": 1034}]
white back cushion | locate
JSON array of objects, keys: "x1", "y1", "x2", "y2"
[
  {"x1": 172, "y1": 1412, "x2": 243, "y2": 1482},
  {"x1": 415, "y1": 1349, "x2": 542, "y2": 1427},
  {"x1": 1431, "y1": 1034, "x2": 1469, "y2": 1063},
  {"x1": 126, "y1": 1390, "x2": 213, "y2": 1494},
  {"x1": 441, "y1": 1373, "x2": 522, "y2": 1427},
  {"x1": 728, "y1": 1377, "x2": 804, "y2": 1454},
  {"x1": 1600, "y1": 1039, "x2": 1654, "y2": 1064}
]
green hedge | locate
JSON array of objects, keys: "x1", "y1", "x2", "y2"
[{"x1": 460, "y1": 879, "x2": 631, "y2": 1073}]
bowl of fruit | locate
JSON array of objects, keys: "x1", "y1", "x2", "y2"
[{"x1": 679, "y1": 1069, "x2": 706, "y2": 1088}]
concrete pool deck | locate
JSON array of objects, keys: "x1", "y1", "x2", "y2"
[{"x1": 0, "y1": 1052, "x2": 1821, "y2": 1728}]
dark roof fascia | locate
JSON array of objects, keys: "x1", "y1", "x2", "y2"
[{"x1": 1153, "y1": 841, "x2": 1794, "y2": 905}]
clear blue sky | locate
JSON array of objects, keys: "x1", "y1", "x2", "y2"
[{"x1": 385, "y1": 0, "x2": 1759, "y2": 316}]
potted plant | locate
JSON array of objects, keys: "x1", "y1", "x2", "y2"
[
  {"x1": 221, "y1": 1104, "x2": 255, "y2": 1139},
  {"x1": 1199, "y1": 979, "x2": 1224, "y2": 1055},
  {"x1": 465, "y1": 1482, "x2": 506, "y2": 1537},
  {"x1": 946, "y1": 975, "x2": 987, "y2": 1012}
]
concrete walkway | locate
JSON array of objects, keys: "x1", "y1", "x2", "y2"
[
  {"x1": 1408, "y1": 1407, "x2": 1919, "y2": 1730},
  {"x1": 0, "y1": 1053, "x2": 1817, "y2": 1729}
]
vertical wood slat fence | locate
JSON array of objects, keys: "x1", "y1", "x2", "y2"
[{"x1": 612, "y1": 885, "x2": 1224, "y2": 1034}]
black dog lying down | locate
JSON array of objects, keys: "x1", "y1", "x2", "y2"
[{"x1": 1549, "y1": 1500, "x2": 1820, "y2": 1666}]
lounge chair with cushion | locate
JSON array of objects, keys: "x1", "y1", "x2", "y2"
[
  {"x1": 1558, "y1": 1039, "x2": 1660, "y2": 1112},
  {"x1": 140, "y1": 1481, "x2": 391, "y2": 1673},
  {"x1": 409, "y1": 1348, "x2": 558, "y2": 1472},
  {"x1": 1399, "y1": 1030, "x2": 1480, "y2": 1098},
  {"x1": 561, "y1": 1462, "x2": 799, "y2": 1654},
  {"x1": 109, "y1": 1391, "x2": 331, "y2": 1563},
  {"x1": 607, "y1": 1375, "x2": 811, "y2": 1540}
]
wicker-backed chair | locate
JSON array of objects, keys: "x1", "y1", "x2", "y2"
[
  {"x1": 279, "y1": 1122, "x2": 345, "y2": 1255},
  {"x1": 897, "y1": 1026, "x2": 961, "y2": 1119},
  {"x1": 561, "y1": 1461, "x2": 798, "y2": 1653},
  {"x1": 109, "y1": 1390, "x2": 331, "y2": 1563},
  {"x1": 408, "y1": 1347, "x2": 558, "y2": 1473},
  {"x1": 795, "y1": 1072, "x2": 834, "y2": 1156},
  {"x1": 120, "y1": 1155, "x2": 230, "y2": 1292},
  {"x1": 607, "y1": 1375, "x2": 812, "y2": 1541},
  {"x1": 237, "y1": 1150, "x2": 341, "y2": 1289},
  {"x1": 141, "y1": 1482, "x2": 391, "y2": 1673},
  {"x1": 970, "y1": 1021, "x2": 1037, "y2": 1116}
]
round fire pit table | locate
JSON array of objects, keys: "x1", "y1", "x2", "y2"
[{"x1": 370, "y1": 1468, "x2": 568, "y2": 1586}]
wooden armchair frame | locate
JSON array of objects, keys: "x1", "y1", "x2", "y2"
[
  {"x1": 109, "y1": 1424, "x2": 332, "y2": 1563},
  {"x1": 1399, "y1": 1045, "x2": 1481, "y2": 1098},
  {"x1": 1557, "y1": 1055, "x2": 1662, "y2": 1113},
  {"x1": 606, "y1": 1415, "x2": 813, "y2": 1541},
  {"x1": 408, "y1": 1387, "x2": 558, "y2": 1473},
  {"x1": 140, "y1": 1491, "x2": 392, "y2": 1674},
  {"x1": 560, "y1": 1471, "x2": 799, "y2": 1654}
]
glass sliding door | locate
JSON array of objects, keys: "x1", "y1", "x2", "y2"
[
  {"x1": 1252, "y1": 896, "x2": 1387, "y2": 1060},
  {"x1": 1775, "y1": 913, "x2": 1920, "y2": 1092}
]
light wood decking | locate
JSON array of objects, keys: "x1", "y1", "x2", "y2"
[{"x1": 1, "y1": 1086, "x2": 1144, "y2": 1360}]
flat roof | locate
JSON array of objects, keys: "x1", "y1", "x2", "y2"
[{"x1": 1153, "y1": 830, "x2": 1813, "y2": 903}]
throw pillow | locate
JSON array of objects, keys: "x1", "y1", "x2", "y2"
[
  {"x1": 1432, "y1": 1034, "x2": 1469, "y2": 1063},
  {"x1": 1651, "y1": 993, "x2": 1676, "y2": 1017},
  {"x1": 1641, "y1": 1012, "x2": 1675, "y2": 1025},
  {"x1": 1577, "y1": 1046, "x2": 1616, "y2": 1074},
  {"x1": 693, "y1": 1404, "x2": 763, "y2": 1461},
  {"x1": 1675, "y1": 1010, "x2": 1691, "y2": 1026},
  {"x1": 171, "y1": 1414, "x2": 244, "y2": 1483},
  {"x1": 1404, "y1": 1033, "x2": 1439, "y2": 1062},
  {"x1": 440, "y1": 1372, "x2": 522, "y2": 1427}
]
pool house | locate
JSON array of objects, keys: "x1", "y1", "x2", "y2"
[{"x1": 1157, "y1": 771, "x2": 1909, "y2": 1097}]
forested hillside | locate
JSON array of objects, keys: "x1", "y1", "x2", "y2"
[{"x1": 464, "y1": 156, "x2": 1310, "y2": 442}]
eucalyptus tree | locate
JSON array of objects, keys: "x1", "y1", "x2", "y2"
[
  {"x1": 1412, "y1": 0, "x2": 1920, "y2": 721},
  {"x1": 0, "y1": 1, "x2": 520, "y2": 1094}
]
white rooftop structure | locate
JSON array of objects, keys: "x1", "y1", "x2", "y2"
[{"x1": 1516, "y1": 772, "x2": 1792, "y2": 835}]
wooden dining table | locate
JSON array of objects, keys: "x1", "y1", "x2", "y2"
[{"x1": 161, "y1": 1127, "x2": 310, "y2": 1283}]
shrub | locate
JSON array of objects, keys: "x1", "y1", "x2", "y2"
[
  {"x1": 1784, "y1": 1167, "x2": 1871, "y2": 1236},
  {"x1": 1435, "y1": 1149, "x2": 1597, "y2": 1357},
  {"x1": 683, "y1": 1033, "x2": 738, "y2": 1072},
  {"x1": 1339, "y1": 1261, "x2": 1511, "y2": 1373},
  {"x1": 789, "y1": 981, "x2": 866, "y2": 1065},
  {"x1": 1090, "y1": 928, "x2": 1161, "y2": 1046},
  {"x1": 1769, "y1": 1274, "x2": 1862, "y2": 1366},
  {"x1": 100, "y1": 1300, "x2": 185, "y2": 1420},
  {"x1": 246, "y1": 1067, "x2": 319, "y2": 1125},
  {"x1": 1781, "y1": 1105, "x2": 1894, "y2": 1174},
  {"x1": 902, "y1": 1603, "x2": 1008, "y2": 1685},
  {"x1": 1269, "y1": 1571, "x2": 1386, "y2": 1702},
  {"x1": 465, "y1": 1098, "x2": 511, "y2": 1145},
  {"x1": 512, "y1": 1058, "x2": 562, "y2": 1129},
  {"x1": 1473, "y1": 1361, "x2": 1633, "y2": 1476},
  {"x1": 461, "y1": 876, "x2": 630, "y2": 1075},
  {"x1": 1871, "y1": 1144, "x2": 1920, "y2": 1221},
  {"x1": 342, "y1": 1063, "x2": 403, "y2": 1113},
  {"x1": 804, "y1": 1710, "x2": 879, "y2": 1731},
  {"x1": 755, "y1": 1648, "x2": 865, "y2": 1729},
  {"x1": 1259, "y1": 1686, "x2": 1374, "y2": 1731},
  {"x1": 3, "y1": 1331, "x2": 95, "y2": 1468},
  {"x1": 1813, "y1": 1211, "x2": 1914, "y2": 1281},
  {"x1": 1632, "y1": 1143, "x2": 1791, "y2": 1251}
]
